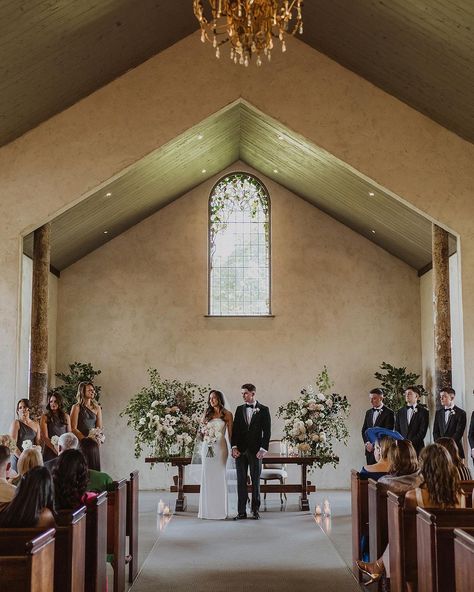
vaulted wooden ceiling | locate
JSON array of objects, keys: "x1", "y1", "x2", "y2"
[{"x1": 1, "y1": 0, "x2": 473, "y2": 148}]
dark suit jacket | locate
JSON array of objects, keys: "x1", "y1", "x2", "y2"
[
  {"x1": 361, "y1": 405, "x2": 395, "y2": 464},
  {"x1": 395, "y1": 405, "x2": 429, "y2": 455},
  {"x1": 231, "y1": 402, "x2": 271, "y2": 454},
  {"x1": 433, "y1": 405, "x2": 466, "y2": 458},
  {"x1": 468, "y1": 411, "x2": 474, "y2": 451}
]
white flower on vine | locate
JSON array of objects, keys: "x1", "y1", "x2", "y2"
[{"x1": 151, "y1": 400, "x2": 159, "y2": 408}]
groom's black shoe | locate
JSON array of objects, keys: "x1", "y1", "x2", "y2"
[
  {"x1": 233, "y1": 514, "x2": 247, "y2": 520},
  {"x1": 252, "y1": 511, "x2": 260, "y2": 520}
]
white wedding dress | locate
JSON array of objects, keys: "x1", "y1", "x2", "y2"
[{"x1": 198, "y1": 418, "x2": 228, "y2": 520}]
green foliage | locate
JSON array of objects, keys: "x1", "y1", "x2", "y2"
[
  {"x1": 374, "y1": 362, "x2": 428, "y2": 412},
  {"x1": 277, "y1": 366, "x2": 351, "y2": 469},
  {"x1": 120, "y1": 369, "x2": 208, "y2": 460},
  {"x1": 52, "y1": 362, "x2": 102, "y2": 412}
]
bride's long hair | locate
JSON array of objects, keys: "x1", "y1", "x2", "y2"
[{"x1": 204, "y1": 390, "x2": 227, "y2": 422}]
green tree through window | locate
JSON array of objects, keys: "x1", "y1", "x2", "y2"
[{"x1": 209, "y1": 173, "x2": 270, "y2": 316}]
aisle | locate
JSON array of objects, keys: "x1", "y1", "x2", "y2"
[{"x1": 130, "y1": 506, "x2": 359, "y2": 592}]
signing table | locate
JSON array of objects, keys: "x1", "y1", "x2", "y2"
[{"x1": 145, "y1": 455, "x2": 318, "y2": 512}]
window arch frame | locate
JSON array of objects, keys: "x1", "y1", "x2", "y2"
[{"x1": 207, "y1": 171, "x2": 272, "y2": 317}]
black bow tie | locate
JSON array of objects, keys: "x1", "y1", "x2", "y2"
[
  {"x1": 407, "y1": 405, "x2": 414, "y2": 409},
  {"x1": 246, "y1": 404, "x2": 255, "y2": 409}
]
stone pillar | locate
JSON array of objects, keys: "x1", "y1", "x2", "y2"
[
  {"x1": 432, "y1": 223, "x2": 452, "y2": 394},
  {"x1": 29, "y1": 224, "x2": 51, "y2": 416}
]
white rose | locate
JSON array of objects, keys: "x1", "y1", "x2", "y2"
[
  {"x1": 139, "y1": 418, "x2": 146, "y2": 425},
  {"x1": 326, "y1": 399, "x2": 333, "y2": 408},
  {"x1": 151, "y1": 400, "x2": 159, "y2": 408},
  {"x1": 317, "y1": 392, "x2": 326, "y2": 401},
  {"x1": 167, "y1": 427, "x2": 175, "y2": 436},
  {"x1": 319, "y1": 433, "x2": 327, "y2": 443},
  {"x1": 300, "y1": 408, "x2": 308, "y2": 416},
  {"x1": 305, "y1": 419, "x2": 313, "y2": 427},
  {"x1": 297, "y1": 433, "x2": 306, "y2": 441}
]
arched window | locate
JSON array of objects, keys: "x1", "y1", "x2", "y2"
[{"x1": 209, "y1": 172, "x2": 271, "y2": 316}]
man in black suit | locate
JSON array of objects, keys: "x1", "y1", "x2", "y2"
[
  {"x1": 231, "y1": 383, "x2": 271, "y2": 520},
  {"x1": 361, "y1": 388, "x2": 395, "y2": 465},
  {"x1": 433, "y1": 387, "x2": 466, "y2": 458},
  {"x1": 395, "y1": 386, "x2": 429, "y2": 455}
]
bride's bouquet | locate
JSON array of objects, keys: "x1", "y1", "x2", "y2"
[
  {"x1": 200, "y1": 422, "x2": 221, "y2": 458},
  {"x1": 88, "y1": 428, "x2": 106, "y2": 445}
]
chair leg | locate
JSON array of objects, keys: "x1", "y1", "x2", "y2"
[
  {"x1": 279, "y1": 478, "x2": 283, "y2": 504},
  {"x1": 283, "y1": 478, "x2": 287, "y2": 501},
  {"x1": 264, "y1": 479, "x2": 267, "y2": 501}
]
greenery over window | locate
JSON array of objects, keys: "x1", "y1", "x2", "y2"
[{"x1": 209, "y1": 172, "x2": 270, "y2": 316}]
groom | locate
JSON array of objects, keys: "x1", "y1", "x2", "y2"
[{"x1": 231, "y1": 383, "x2": 271, "y2": 520}]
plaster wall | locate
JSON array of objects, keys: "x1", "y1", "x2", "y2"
[
  {"x1": 56, "y1": 163, "x2": 421, "y2": 489},
  {"x1": 0, "y1": 32, "x2": 473, "y2": 438}
]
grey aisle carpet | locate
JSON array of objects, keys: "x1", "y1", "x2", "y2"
[{"x1": 130, "y1": 511, "x2": 360, "y2": 592}]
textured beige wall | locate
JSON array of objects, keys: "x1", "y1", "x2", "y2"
[
  {"x1": 0, "y1": 32, "x2": 473, "y2": 462},
  {"x1": 55, "y1": 163, "x2": 421, "y2": 489}
]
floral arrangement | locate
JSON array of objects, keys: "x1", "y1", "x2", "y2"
[
  {"x1": 120, "y1": 369, "x2": 208, "y2": 460},
  {"x1": 88, "y1": 428, "x2": 106, "y2": 445},
  {"x1": 199, "y1": 421, "x2": 222, "y2": 457},
  {"x1": 277, "y1": 366, "x2": 350, "y2": 469},
  {"x1": 22, "y1": 439, "x2": 33, "y2": 451},
  {"x1": 0, "y1": 434, "x2": 17, "y2": 454},
  {"x1": 51, "y1": 435, "x2": 60, "y2": 451}
]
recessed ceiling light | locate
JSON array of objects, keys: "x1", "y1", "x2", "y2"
[
  {"x1": 202, "y1": 169, "x2": 207, "y2": 173},
  {"x1": 103, "y1": 230, "x2": 109, "y2": 234},
  {"x1": 273, "y1": 168, "x2": 278, "y2": 173},
  {"x1": 105, "y1": 192, "x2": 112, "y2": 197},
  {"x1": 371, "y1": 229, "x2": 376, "y2": 234},
  {"x1": 197, "y1": 134, "x2": 204, "y2": 140},
  {"x1": 369, "y1": 191, "x2": 375, "y2": 197}
]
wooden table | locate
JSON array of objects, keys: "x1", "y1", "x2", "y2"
[{"x1": 145, "y1": 455, "x2": 318, "y2": 512}]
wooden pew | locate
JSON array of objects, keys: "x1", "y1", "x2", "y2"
[
  {"x1": 54, "y1": 506, "x2": 87, "y2": 592},
  {"x1": 126, "y1": 470, "x2": 139, "y2": 583},
  {"x1": 368, "y1": 478, "x2": 389, "y2": 562},
  {"x1": 350, "y1": 470, "x2": 369, "y2": 582},
  {"x1": 387, "y1": 491, "x2": 416, "y2": 592},
  {"x1": 107, "y1": 478, "x2": 127, "y2": 592},
  {"x1": 459, "y1": 480, "x2": 474, "y2": 507},
  {"x1": 0, "y1": 527, "x2": 55, "y2": 592},
  {"x1": 454, "y1": 527, "x2": 474, "y2": 592},
  {"x1": 85, "y1": 491, "x2": 108, "y2": 592},
  {"x1": 416, "y1": 507, "x2": 474, "y2": 592}
]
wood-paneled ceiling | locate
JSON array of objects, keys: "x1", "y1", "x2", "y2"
[
  {"x1": 1, "y1": 1, "x2": 473, "y2": 147},
  {"x1": 23, "y1": 100, "x2": 455, "y2": 273}
]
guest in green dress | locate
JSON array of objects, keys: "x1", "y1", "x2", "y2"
[{"x1": 79, "y1": 437, "x2": 113, "y2": 492}]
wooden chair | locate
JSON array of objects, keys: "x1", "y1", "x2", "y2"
[
  {"x1": 0, "y1": 527, "x2": 55, "y2": 592},
  {"x1": 454, "y1": 528, "x2": 474, "y2": 592},
  {"x1": 350, "y1": 470, "x2": 369, "y2": 582},
  {"x1": 260, "y1": 440, "x2": 288, "y2": 504},
  {"x1": 107, "y1": 478, "x2": 127, "y2": 592},
  {"x1": 85, "y1": 491, "x2": 108, "y2": 592},
  {"x1": 416, "y1": 507, "x2": 474, "y2": 592},
  {"x1": 54, "y1": 505, "x2": 87, "y2": 592},
  {"x1": 126, "y1": 470, "x2": 139, "y2": 583}
]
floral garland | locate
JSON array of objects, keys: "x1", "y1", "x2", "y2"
[
  {"x1": 120, "y1": 369, "x2": 207, "y2": 460},
  {"x1": 277, "y1": 367, "x2": 350, "y2": 469}
]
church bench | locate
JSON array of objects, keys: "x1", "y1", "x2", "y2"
[
  {"x1": 126, "y1": 470, "x2": 139, "y2": 583},
  {"x1": 350, "y1": 470, "x2": 369, "y2": 582},
  {"x1": 416, "y1": 507, "x2": 474, "y2": 592},
  {"x1": 107, "y1": 478, "x2": 127, "y2": 592},
  {"x1": 85, "y1": 491, "x2": 108, "y2": 592},
  {"x1": 0, "y1": 527, "x2": 55, "y2": 592},
  {"x1": 54, "y1": 505, "x2": 87, "y2": 592},
  {"x1": 454, "y1": 528, "x2": 474, "y2": 592},
  {"x1": 459, "y1": 480, "x2": 474, "y2": 507},
  {"x1": 387, "y1": 491, "x2": 415, "y2": 592},
  {"x1": 368, "y1": 478, "x2": 389, "y2": 563}
]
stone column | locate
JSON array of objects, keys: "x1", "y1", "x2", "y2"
[
  {"x1": 432, "y1": 223, "x2": 452, "y2": 394},
  {"x1": 29, "y1": 224, "x2": 51, "y2": 416}
]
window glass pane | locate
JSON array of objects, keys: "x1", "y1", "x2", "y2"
[{"x1": 209, "y1": 173, "x2": 270, "y2": 316}]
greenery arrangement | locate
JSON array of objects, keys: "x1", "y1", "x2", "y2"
[
  {"x1": 120, "y1": 369, "x2": 208, "y2": 460},
  {"x1": 277, "y1": 366, "x2": 351, "y2": 469},
  {"x1": 52, "y1": 362, "x2": 102, "y2": 412},
  {"x1": 374, "y1": 361, "x2": 429, "y2": 412}
]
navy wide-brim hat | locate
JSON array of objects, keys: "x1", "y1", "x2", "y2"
[{"x1": 365, "y1": 426, "x2": 404, "y2": 444}]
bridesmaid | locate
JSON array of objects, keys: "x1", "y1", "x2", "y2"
[
  {"x1": 70, "y1": 382, "x2": 103, "y2": 440},
  {"x1": 9, "y1": 398, "x2": 40, "y2": 472},
  {"x1": 40, "y1": 393, "x2": 71, "y2": 461}
]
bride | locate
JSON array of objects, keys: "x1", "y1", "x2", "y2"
[{"x1": 197, "y1": 390, "x2": 233, "y2": 520}]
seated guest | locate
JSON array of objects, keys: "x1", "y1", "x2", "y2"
[
  {"x1": 0, "y1": 466, "x2": 55, "y2": 528},
  {"x1": 11, "y1": 446, "x2": 43, "y2": 486},
  {"x1": 357, "y1": 443, "x2": 464, "y2": 585},
  {"x1": 53, "y1": 449, "x2": 90, "y2": 511},
  {"x1": 79, "y1": 437, "x2": 113, "y2": 492},
  {"x1": 437, "y1": 436, "x2": 472, "y2": 481},
  {"x1": 359, "y1": 427, "x2": 403, "y2": 480},
  {"x1": 44, "y1": 431, "x2": 78, "y2": 473},
  {"x1": 40, "y1": 392, "x2": 71, "y2": 462},
  {"x1": 378, "y1": 439, "x2": 422, "y2": 494},
  {"x1": 0, "y1": 445, "x2": 16, "y2": 502}
]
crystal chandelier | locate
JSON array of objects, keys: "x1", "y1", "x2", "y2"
[{"x1": 193, "y1": 0, "x2": 304, "y2": 67}]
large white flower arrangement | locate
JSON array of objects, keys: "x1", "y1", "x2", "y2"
[
  {"x1": 277, "y1": 367, "x2": 350, "y2": 468},
  {"x1": 120, "y1": 369, "x2": 207, "y2": 460}
]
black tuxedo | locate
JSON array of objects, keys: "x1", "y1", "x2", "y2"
[
  {"x1": 231, "y1": 402, "x2": 271, "y2": 515},
  {"x1": 433, "y1": 405, "x2": 466, "y2": 458},
  {"x1": 361, "y1": 405, "x2": 395, "y2": 464},
  {"x1": 469, "y1": 411, "x2": 474, "y2": 453},
  {"x1": 395, "y1": 404, "x2": 429, "y2": 455}
]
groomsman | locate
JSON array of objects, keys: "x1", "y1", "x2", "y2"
[
  {"x1": 468, "y1": 410, "x2": 474, "y2": 459},
  {"x1": 361, "y1": 388, "x2": 395, "y2": 465},
  {"x1": 433, "y1": 387, "x2": 467, "y2": 458},
  {"x1": 395, "y1": 386, "x2": 429, "y2": 455}
]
